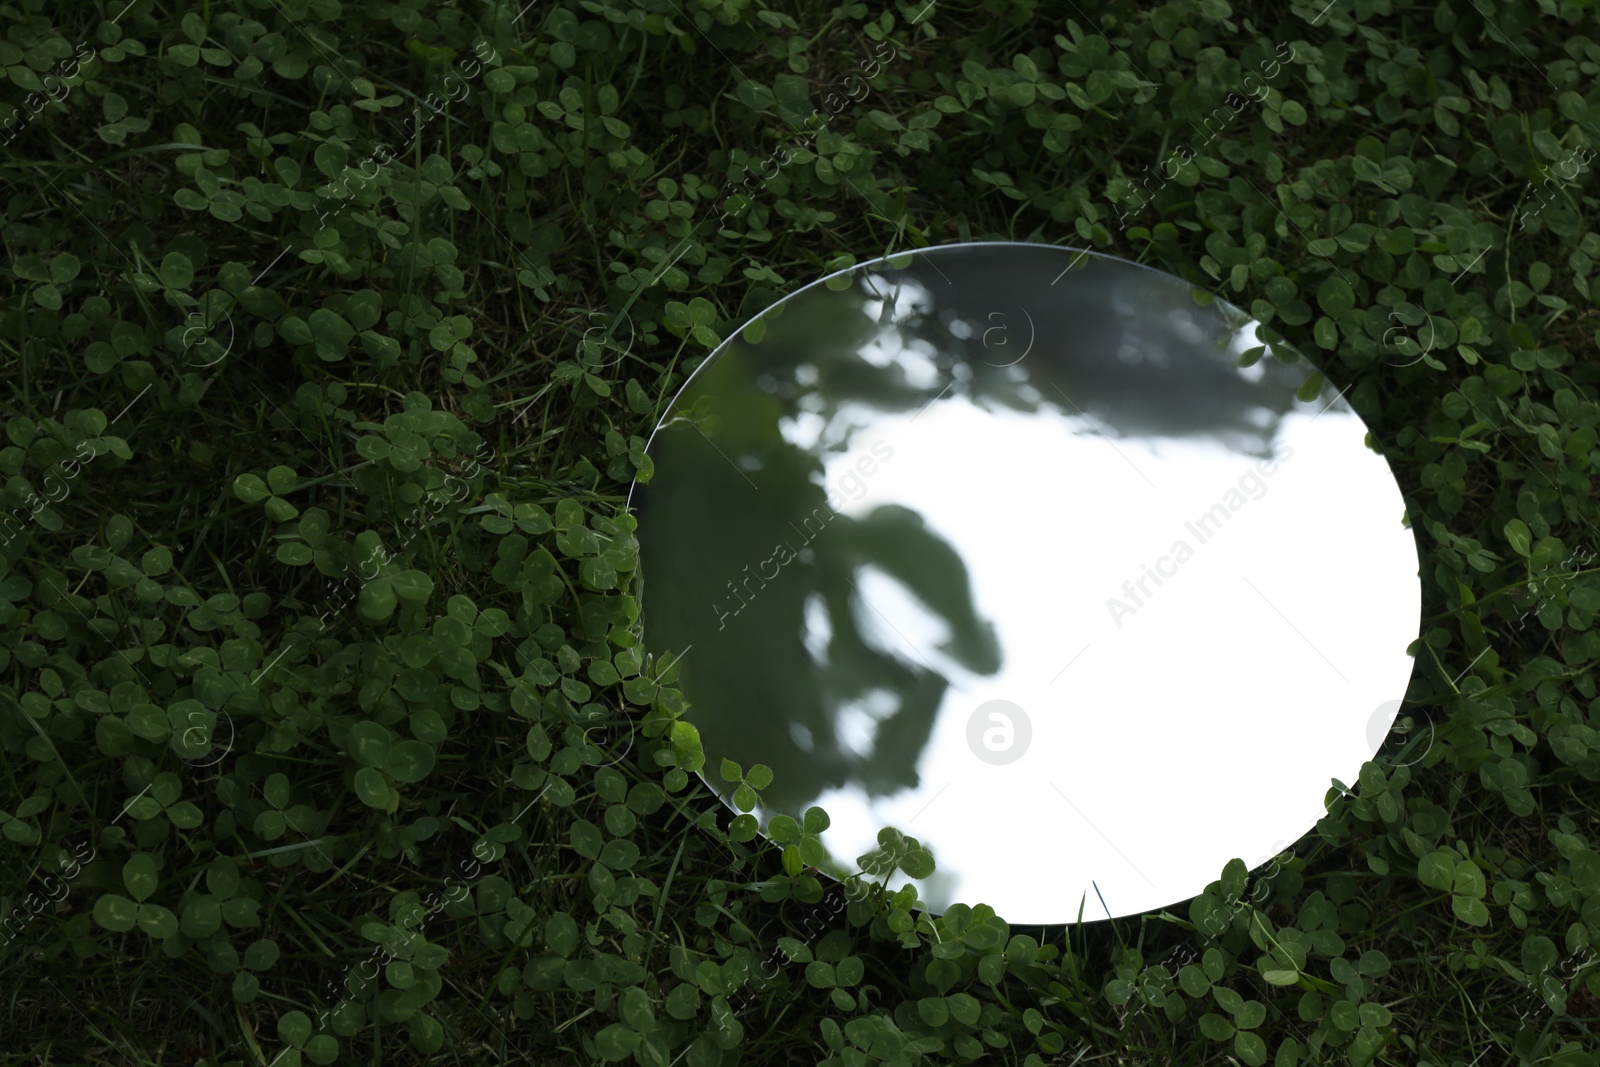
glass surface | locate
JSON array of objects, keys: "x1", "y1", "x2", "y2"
[{"x1": 627, "y1": 242, "x2": 1421, "y2": 925}]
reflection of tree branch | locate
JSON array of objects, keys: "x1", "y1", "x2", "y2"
[
  {"x1": 641, "y1": 247, "x2": 1307, "y2": 836},
  {"x1": 739, "y1": 252, "x2": 1301, "y2": 460}
]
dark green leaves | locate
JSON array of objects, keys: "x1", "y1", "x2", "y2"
[
  {"x1": 359, "y1": 578, "x2": 398, "y2": 621},
  {"x1": 307, "y1": 308, "x2": 354, "y2": 361},
  {"x1": 353, "y1": 767, "x2": 394, "y2": 809},
  {"x1": 1418, "y1": 848, "x2": 1489, "y2": 925},
  {"x1": 594, "y1": 1024, "x2": 638, "y2": 1061},
  {"x1": 345, "y1": 289, "x2": 382, "y2": 330},
  {"x1": 1504, "y1": 518, "x2": 1532, "y2": 557},
  {"x1": 181, "y1": 898, "x2": 223, "y2": 939},
  {"x1": 391, "y1": 569, "x2": 434, "y2": 603},
  {"x1": 387, "y1": 740, "x2": 435, "y2": 782},
  {"x1": 94, "y1": 857, "x2": 179, "y2": 942},
  {"x1": 348, "y1": 721, "x2": 390, "y2": 766},
  {"x1": 159, "y1": 251, "x2": 194, "y2": 290},
  {"x1": 94, "y1": 893, "x2": 138, "y2": 932},
  {"x1": 123, "y1": 853, "x2": 159, "y2": 901},
  {"x1": 1316, "y1": 276, "x2": 1355, "y2": 318},
  {"x1": 344, "y1": 722, "x2": 434, "y2": 794},
  {"x1": 233, "y1": 473, "x2": 269, "y2": 503},
  {"x1": 544, "y1": 912, "x2": 579, "y2": 958}
]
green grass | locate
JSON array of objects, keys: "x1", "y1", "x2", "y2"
[{"x1": 2, "y1": 0, "x2": 1600, "y2": 1064}]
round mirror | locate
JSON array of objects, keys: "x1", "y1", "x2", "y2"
[{"x1": 627, "y1": 242, "x2": 1421, "y2": 925}]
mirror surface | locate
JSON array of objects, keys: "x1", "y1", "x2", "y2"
[{"x1": 628, "y1": 242, "x2": 1421, "y2": 924}]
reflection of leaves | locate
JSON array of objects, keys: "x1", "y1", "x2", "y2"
[
  {"x1": 831, "y1": 505, "x2": 1001, "y2": 675},
  {"x1": 641, "y1": 330, "x2": 1004, "y2": 826}
]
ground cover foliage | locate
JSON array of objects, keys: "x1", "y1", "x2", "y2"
[{"x1": 2, "y1": 0, "x2": 1600, "y2": 1063}]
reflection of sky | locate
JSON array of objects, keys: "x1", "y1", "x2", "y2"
[{"x1": 803, "y1": 392, "x2": 1418, "y2": 924}]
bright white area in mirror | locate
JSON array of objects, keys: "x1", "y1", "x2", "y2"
[{"x1": 806, "y1": 389, "x2": 1419, "y2": 923}]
